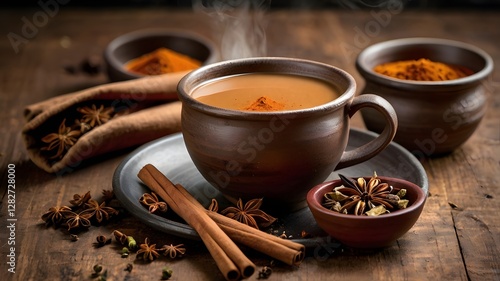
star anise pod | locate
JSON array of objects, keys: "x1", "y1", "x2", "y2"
[
  {"x1": 220, "y1": 198, "x2": 276, "y2": 229},
  {"x1": 73, "y1": 119, "x2": 92, "y2": 134},
  {"x1": 77, "y1": 104, "x2": 114, "y2": 128},
  {"x1": 69, "y1": 191, "x2": 92, "y2": 207},
  {"x1": 101, "y1": 189, "x2": 115, "y2": 202},
  {"x1": 81, "y1": 199, "x2": 118, "y2": 223},
  {"x1": 324, "y1": 173, "x2": 408, "y2": 216},
  {"x1": 139, "y1": 192, "x2": 167, "y2": 214},
  {"x1": 65, "y1": 211, "x2": 92, "y2": 231},
  {"x1": 322, "y1": 194, "x2": 342, "y2": 212},
  {"x1": 137, "y1": 238, "x2": 159, "y2": 262},
  {"x1": 41, "y1": 119, "x2": 81, "y2": 159},
  {"x1": 207, "y1": 198, "x2": 219, "y2": 212},
  {"x1": 160, "y1": 244, "x2": 186, "y2": 259},
  {"x1": 41, "y1": 206, "x2": 72, "y2": 226}
]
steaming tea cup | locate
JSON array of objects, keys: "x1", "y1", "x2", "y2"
[{"x1": 177, "y1": 57, "x2": 398, "y2": 208}]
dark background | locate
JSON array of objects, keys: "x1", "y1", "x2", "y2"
[{"x1": 2, "y1": 0, "x2": 500, "y2": 9}]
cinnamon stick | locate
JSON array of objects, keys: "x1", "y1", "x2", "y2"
[
  {"x1": 173, "y1": 183, "x2": 305, "y2": 266},
  {"x1": 138, "y1": 164, "x2": 255, "y2": 280},
  {"x1": 138, "y1": 163, "x2": 305, "y2": 267},
  {"x1": 137, "y1": 166, "x2": 240, "y2": 280},
  {"x1": 218, "y1": 223, "x2": 305, "y2": 266}
]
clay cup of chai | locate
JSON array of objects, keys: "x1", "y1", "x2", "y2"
[{"x1": 177, "y1": 57, "x2": 398, "y2": 209}]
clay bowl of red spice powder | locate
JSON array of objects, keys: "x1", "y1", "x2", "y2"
[
  {"x1": 307, "y1": 175, "x2": 427, "y2": 248},
  {"x1": 356, "y1": 37, "x2": 493, "y2": 157},
  {"x1": 104, "y1": 29, "x2": 218, "y2": 82}
]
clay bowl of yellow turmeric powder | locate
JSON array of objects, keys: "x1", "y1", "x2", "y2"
[
  {"x1": 356, "y1": 37, "x2": 493, "y2": 157},
  {"x1": 104, "y1": 29, "x2": 217, "y2": 82}
]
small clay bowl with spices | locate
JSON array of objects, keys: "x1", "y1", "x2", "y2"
[
  {"x1": 356, "y1": 37, "x2": 493, "y2": 157},
  {"x1": 104, "y1": 29, "x2": 218, "y2": 82},
  {"x1": 306, "y1": 175, "x2": 427, "y2": 248}
]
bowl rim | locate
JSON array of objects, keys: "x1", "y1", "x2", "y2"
[
  {"x1": 306, "y1": 175, "x2": 427, "y2": 220},
  {"x1": 104, "y1": 28, "x2": 217, "y2": 80},
  {"x1": 356, "y1": 37, "x2": 494, "y2": 88}
]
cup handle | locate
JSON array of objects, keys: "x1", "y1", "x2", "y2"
[{"x1": 335, "y1": 94, "x2": 398, "y2": 170}]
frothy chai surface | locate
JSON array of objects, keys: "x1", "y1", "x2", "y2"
[{"x1": 192, "y1": 73, "x2": 340, "y2": 111}]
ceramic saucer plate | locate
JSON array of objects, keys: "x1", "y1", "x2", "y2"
[{"x1": 113, "y1": 128, "x2": 428, "y2": 248}]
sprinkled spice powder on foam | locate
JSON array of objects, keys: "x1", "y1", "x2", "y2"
[{"x1": 242, "y1": 96, "x2": 286, "y2": 111}]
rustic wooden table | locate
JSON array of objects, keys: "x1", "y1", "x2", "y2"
[{"x1": 1, "y1": 7, "x2": 499, "y2": 281}]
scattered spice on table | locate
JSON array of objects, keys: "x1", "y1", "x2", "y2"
[
  {"x1": 92, "y1": 264, "x2": 103, "y2": 278},
  {"x1": 121, "y1": 247, "x2": 130, "y2": 258},
  {"x1": 258, "y1": 266, "x2": 273, "y2": 279},
  {"x1": 64, "y1": 55, "x2": 102, "y2": 76},
  {"x1": 125, "y1": 47, "x2": 201, "y2": 76},
  {"x1": 111, "y1": 231, "x2": 187, "y2": 263},
  {"x1": 81, "y1": 199, "x2": 119, "y2": 223},
  {"x1": 161, "y1": 267, "x2": 174, "y2": 280},
  {"x1": 39, "y1": 189, "x2": 190, "y2": 278},
  {"x1": 373, "y1": 58, "x2": 472, "y2": 81},
  {"x1": 127, "y1": 236, "x2": 138, "y2": 250},
  {"x1": 125, "y1": 263, "x2": 133, "y2": 273},
  {"x1": 64, "y1": 211, "x2": 92, "y2": 231},
  {"x1": 95, "y1": 235, "x2": 112, "y2": 247},
  {"x1": 40, "y1": 189, "x2": 119, "y2": 232},
  {"x1": 160, "y1": 243, "x2": 186, "y2": 259},
  {"x1": 69, "y1": 191, "x2": 92, "y2": 207},
  {"x1": 242, "y1": 96, "x2": 285, "y2": 112},
  {"x1": 41, "y1": 206, "x2": 72, "y2": 226},
  {"x1": 101, "y1": 189, "x2": 115, "y2": 202},
  {"x1": 137, "y1": 238, "x2": 160, "y2": 262},
  {"x1": 113, "y1": 230, "x2": 129, "y2": 245},
  {"x1": 70, "y1": 234, "x2": 79, "y2": 242},
  {"x1": 80, "y1": 55, "x2": 102, "y2": 75}
]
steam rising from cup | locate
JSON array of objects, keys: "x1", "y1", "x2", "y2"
[{"x1": 194, "y1": 0, "x2": 270, "y2": 60}]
